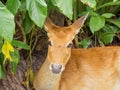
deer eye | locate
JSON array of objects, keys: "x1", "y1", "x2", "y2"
[
  {"x1": 48, "y1": 41, "x2": 52, "y2": 46},
  {"x1": 67, "y1": 43, "x2": 73, "y2": 48}
]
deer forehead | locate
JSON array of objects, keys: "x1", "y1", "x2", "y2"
[
  {"x1": 49, "y1": 29, "x2": 70, "y2": 37},
  {"x1": 49, "y1": 34, "x2": 72, "y2": 46}
]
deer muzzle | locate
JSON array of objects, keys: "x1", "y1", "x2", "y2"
[{"x1": 50, "y1": 64, "x2": 62, "y2": 74}]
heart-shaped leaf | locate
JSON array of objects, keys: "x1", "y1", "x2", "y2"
[
  {"x1": 6, "y1": 0, "x2": 20, "y2": 15},
  {"x1": 0, "y1": 2, "x2": 15, "y2": 42},
  {"x1": 89, "y1": 16, "x2": 105, "y2": 33},
  {"x1": 26, "y1": 0, "x2": 47, "y2": 27},
  {"x1": 51, "y1": 0, "x2": 73, "y2": 20}
]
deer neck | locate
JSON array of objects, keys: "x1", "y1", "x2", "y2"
[{"x1": 35, "y1": 58, "x2": 61, "y2": 90}]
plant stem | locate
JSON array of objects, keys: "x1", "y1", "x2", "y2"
[
  {"x1": 15, "y1": 20, "x2": 26, "y2": 43},
  {"x1": 73, "y1": 0, "x2": 79, "y2": 48},
  {"x1": 73, "y1": 0, "x2": 77, "y2": 22},
  {"x1": 29, "y1": 25, "x2": 35, "y2": 65}
]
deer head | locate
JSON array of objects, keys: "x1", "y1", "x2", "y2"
[{"x1": 44, "y1": 14, "x2": 88, "y2": 74}]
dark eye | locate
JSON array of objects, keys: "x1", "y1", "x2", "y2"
[
  {"x1": 67, "y1": 43, "x2": 73, "y2": 48},
  {"x1": 48, "y1": 41, "x2": 52, "y2": 46}
]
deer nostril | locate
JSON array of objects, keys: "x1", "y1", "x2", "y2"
[
  {"x1": 51, "y1": 64, "x2": 62, "y2": 74},
  {"x1": 51, "y1": 64, "x2": 62, "y2": 69}
]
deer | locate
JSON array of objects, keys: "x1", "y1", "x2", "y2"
[{"x1": 33, "y1": 14, "x2": 120, "y2": 90}]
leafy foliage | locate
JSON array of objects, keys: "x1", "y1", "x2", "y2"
[
  {"x1": 51, "y1": 0, "x2": 73, "y2": 19},
  {"x1": 12, "y1": 40, "x2": 30, "y2": 50},
  {"x1": 26, "y1": 0, "x2": 47, "y2": 27},
  {"x1": 0, "y1": 0, "x2": 76, "y2": 79},
  {"x1": 81, "y1": 0, "x2": 96, "y2": 8},
  {"x1": 0, "y1": 2, "x2": 15, "y2": 42},
  {"x1": 0, "y1": 53, "x2": 5, "y2": 79},
  {"x1": 79, "y1": 0, "x2": 120, "y2": 46},
  {"x1": 10, "y1": 49, "x2": 20, "y2": 74},
  {"x1": 2, "y1": 40, "x2": 14, "y2": 63},
  {"x1": 79, "y1": 38, "x2": 92, "y2": 48},
  {"x1": 6, "y1": 0, "x2": 20, "y2": 15},
  {"x1": 90, "y1": 16, "x2": 105, "y2": 33}
]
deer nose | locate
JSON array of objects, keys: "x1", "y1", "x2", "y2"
[{"x1": 50, "y1": 64, "x2": 62, "y2": 74}]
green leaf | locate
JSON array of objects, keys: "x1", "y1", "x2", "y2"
[
  {"x1": 97, "y1": 1, "x2": 120, "y2": 10},
  {"x1": 78, "y1": 11, "x2": 98, "y2": 17},
  {"x1": 22, "y1": 12, "x2": 33, "y2": 34},
  {"x1": 101, "y1": 13, "x2": 115, "y2": 18},
  {"x1": 106, "y1": 19, "x2": 120, "y2": 28},
  {"x1": 6, "y1": 0, "x2": 21, "y2": 15},
  {"x1": 0, "y1": 53, "x2": 4, "y2": 63},
  {"x1": 89, "y1": 11, "x2": 99, "y2": 17},
  {"x1": 51, "y1": 0, "x2": 73, "y2": 20},
  {"x1": 12, "y1": 40, "x2": 30, "y2": 50},
  {"x1": 46, "y1": 0, "x2": 55, "y2": 10},
  {"x1": 26, "y1": 0, "x2": 47, "y2": 27},
  {"x1": 99, "y1": 32, "x2": 115, "y2": 44},
  {"x1": 19, "y1": 0, "x2": 27, "y2": 12},
  {"x1": 0, "y1": 53, "x2": 6, "y2": 79},
  {"x1": 0, "y1": 2, "x2": 15, "y2": 42},
  {"x1": 0, "y1": 65, "x2": 5, "y2": 79},
  {"x1": 98, "y1": 25, "x2": 118, "y2": 45},
  {"x1": 102, "y1": 24, "x2": 120, "y2": 33},
  {"x1": 0, "y1": 37, "x2": 3, "y2": 53},
  {"x1": 80, "y1": 0, "x2": 96, "y2": 8},
  {"x1": 0, "y1": 1, "x2": 4, "y2": 7},
  {"x1": 78, "y1": 38, "x2": 92, "y2": 48},
  {"x1": 89, "y1": 16, "x2": 105, "y2": 33},
  {"x1": 10, "y1": 49, "x2": 20, "y2": 74}
]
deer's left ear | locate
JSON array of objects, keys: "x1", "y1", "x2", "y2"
[
  {"x1": 70, "y1": 13, "x2": 89, "y2": 35},
  {"x1": 44, "y1": 17, "x2": 58, "y2": 33},
  {"x1": 44, "y1": 17, "x2": 53, "y2": 32}
]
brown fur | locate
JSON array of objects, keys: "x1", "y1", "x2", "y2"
[
  {"x1": 33, "y1": 14, "x2": 120, "y2": 90},
  {"x1": 60, "y1": 47, "x2": 120, "y2": 90}
]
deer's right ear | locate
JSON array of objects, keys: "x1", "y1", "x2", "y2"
[
  {"x1": 70, "y1": 13, "x2": 88, "y2": 35},
  {"x1": 44, "y1": 17, "x2": 56, "y2": 32}
]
